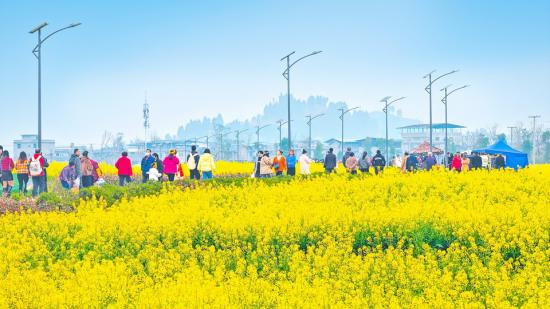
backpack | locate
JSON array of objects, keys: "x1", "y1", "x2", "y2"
[
  {"x1": 359, "y1": 158, "x2": 370, "y2": 169},
  {"x1": 187, "y1": 153, "x2": 197, "y2": 169},
  {"x1": 29, "y1": 156, "x2": 43, "y2": 176}
]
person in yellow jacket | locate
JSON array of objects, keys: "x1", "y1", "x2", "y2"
[{"x1": 198, "y1": 148, "x2": 216, "y2": 180}]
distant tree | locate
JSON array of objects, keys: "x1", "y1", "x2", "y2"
[
  {"x1": 314, "y1": 141, "x2": 324, "y2": 160},
  {"x1": 475, "y1": 132, "x2": 490, "y2": 149},
  {"x1": 542, "y1": 130, "x2": 550, "y2": 163},
  {"x1": 496, "y1": 133, "x2": 506, "y2": 142},
  {"x1": 519, "y1": 128, "x2": 532, "y2": 155}
]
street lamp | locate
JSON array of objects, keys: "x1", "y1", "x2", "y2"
[
  {"x1": 507, "y1": 126, "x2": 517, "y2": 145},
  {"x1": 306, "y1": 113, "x2": 324, "y2": 158},
  {"x1": 281, "y1": 50, "x2": 322, "y2": 152},
  {"x1": 338, "y1": 107, "x2": 359, "y2": 158},
  {"x1": 30, "y1": 22, "x2": 81, "y2": 150},
  {"x1": 196, "y1": 135, "x2": 210, "y2": 148},
  {"x1": 218, "y1": 131, "x2": 232, "y2": 160},
  {"x1": 440, "y1": 84, "x2": 469, "y2": 166},
  {"x1": 528, "y1": 115, "x2": 541, "y2": 165},
  {"x1": 424, "y1": 69, "x2": 458, "y2": 152},
  {"x1": 276, "y1": 119, "x2": 290, "y2": 150},
  {"x1": 235, "y1": 129, "x2": 249, "y2": 161},
  {"x1": 380, "y1": 96, "x2": 406, "y2": 165},
  {"x1": 255, "y1": 124, "x2": 271, "y2": 152}
]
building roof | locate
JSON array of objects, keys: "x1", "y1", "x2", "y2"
[
  {"x1": 396, "y1": 123, "x2": 465, "y2": 130},
  {"x1": 410, "y1": 141, "x2": 443, "y2": 154}
]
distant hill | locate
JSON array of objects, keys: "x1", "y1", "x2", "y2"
[{"x1": 176, "y1": 95, "x2": 420, "y2": 143}]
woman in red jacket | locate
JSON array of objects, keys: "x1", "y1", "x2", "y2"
[
  {"x1": 1, "y1": 151, "x2": 15, "y2": 197},
  {"x1": 115, "y1": 151, "x2": 133, "y2": 186},
  {"x1": 451, "y1": 152, "x2": 462, "y2": 172}
]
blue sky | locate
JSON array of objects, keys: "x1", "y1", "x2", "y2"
[{"x1": 1, "y1": 0, "x2": 549, "y2": 145}]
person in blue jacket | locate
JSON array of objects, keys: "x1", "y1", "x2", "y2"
[
  {"x1": 141, "y1": 149, "x2": 155, "y2": 183},
  {"x1": 286, "y1": 149, "x2": 297, "y2": 176}
]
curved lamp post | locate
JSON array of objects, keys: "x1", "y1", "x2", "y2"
[
  {"x1": 423, "y1": 69, "x2": 458, "y2": 152},
  {"x1": 306, "y1": 113, "x2": 324, "y2": 158},
  {"x1": 440, "y1": 84, "x2": 469, "y2": 166},
  {"x1": 380, "y1": 96, "x2": 406, "y2": 165},
  {"x1": 281, "y1": 50, "x2": 322, "y2": 151},
  {"x1": 30, "y1": 22, "x2": 81, "y2": 150},
  {"x1": 235, "y1": 129, "x2": 249, "y2": 161},
  {"x1": 338, "y1": 107, "x2": 359, "y2": 157}
]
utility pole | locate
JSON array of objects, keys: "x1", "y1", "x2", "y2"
[
  {"x1": 30, "y1": 22, "x2": 81, "y2": 150},
  {"x1": 255, "y1": 124, "x2": 270, "y2": 152},
  {"x1": 424, "y1": 70, "x2": 458, "y2": 152},
  {"x1": 380, "y1": 96, "x2": 406, "y2": 166},
  {"x1": 338, "y1": 107, "x2": 359, "y2": 158},
  {"x1": 281, "y1": 50, "x2": 322, "y2": 152},
  {"x1": 218, "y1": 131, "x2": 231, "y2": 161},
  {"x1": 235, "y1": 129, "x2": 248, "y2": 161},
  {"x1": 440, "y1": 84, "x2": 469, "y2": 166},
  {"x1": 276, "y1": 120, "x2": 289, "y2": 150},
  {"x1": 143, "y1": 92, "x2": 150, "y2": 152},
  {"x1": 507, "y1": 126, "x2": 517, "y2": 145},
  {"x1": 306, "y1": 113, "x2": 324, "y2": 158},
  {"x1": 528, "y1": 115, "x2": 541, "y2": 164}
]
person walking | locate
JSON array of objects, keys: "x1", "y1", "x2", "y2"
[
  {"x1": 424, "y1": 152, "x2": 437, "y2": 171},
  {"x1": 342, "y1": 147, "x2": 352, "y2": 168},
  {"x1": 451, "y1": 152, "x2": 462, "y2": 172},
  {"x1": 163, "y1": 150, "x2": 180, "y2": 182},
  {"x1": 299, "y1": 149, "x2": 313, "y2": 175},
  {"x1": 494, "y1": 154, "x2": 505, "y2": 169},
  {"x1": 394, "y1": 154, "x2": 403, "y2": 168},
  {"x1": 198, "y1": 148, "x2": 216, "y2": 180},
  {"x1": 461, "y1": 153, "x2": 470, "y2": 172},
  {"x1": 141, "y1": 149, "x2": 155, "y2": 183},
  {"x1": 371, "y1": 150, "x2": 386, "y2": 175},
  {"x1": 115, "y1": 151, "x2": 133, "y2": 185},
  {"x1": 0, "y1": 145, "x2": 3, "y2": 183},
  {"x1": 470, "y1": 152, "x2": 482, "y2": 170},
  {"x1": 1, "y1": 151, "x2": 15, "y2": 197},
  {"x1": 406, "y1": 153, "x2": 419, "y2": 172},
  {"x1": 186, "y1": 145, "x2": 201, "y2": 180},
  {"x1": 272, "y1": 150, "x2": 287, "y2": 176},
  {"x1": 91, "y1": 159, "x2": 102, "y2": 185},
  {"x1": 29, "y1": 149, "x2": 46, "y2": 197},
  {"x1": 286, "y1": 149, "x2": 297, "y2": 176},
  {"x1": 401, "y1": 152, "x2": 409, "y2": 173},
  {"x1": 15, "y1": 151, "x2": 29, "y2": 194},
  {"x1": 152, "y1": 153, "x2": 164, "y2": 181},
  {"x1": 358, "y1": 151, "x2": 370, "y2": 174},
  {"x1": 80, "y1": 151, "x2": 94, "y2": 188},
  {"x1": 69, "y1": 149, "x2": 82, "y2": 188},
  {"x1": 259, "y1": 151, "x2": 273, "y2": 178},
  {"x1": 324, "y1": 148, "x2": 337, "y2": 174},
  {"x1": 253, "y1": 151, "x2": 263, "y2": 178},
  {"x1": 59, "y1": 161, "x2": 76, "y2": 190},
  {"x1": 345, "y1": 152, "x2": 358, "y2": 175},
  {"x1": 446, "y1": 152, "x2": 453, "y2": 170}
]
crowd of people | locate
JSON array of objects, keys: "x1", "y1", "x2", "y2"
[
  {"x1": 1, "y1": 145, "x2": 53, "y2": 197},
  {"x1": 0, "y1": 142, "x2": 510, "y2": 198}
]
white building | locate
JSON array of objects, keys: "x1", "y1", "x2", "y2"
[
  {"x1": 13, "y1": 134, "x2": 55, "y2": 160},
  {"x1": 397, "y1": 123, "x2": 465, "y2": 153}
]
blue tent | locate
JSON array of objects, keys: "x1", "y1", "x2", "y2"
[{"x1": 473, "y1": 140, "x2": 529, "y2": 169}]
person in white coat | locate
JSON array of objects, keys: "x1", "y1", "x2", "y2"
[{"x1": 299, "y1": 149, "x2": 314, "y2": 175}]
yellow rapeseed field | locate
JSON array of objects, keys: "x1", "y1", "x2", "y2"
[{"x1": 1, "y1": 166, "x2": 549, "y2": 307}]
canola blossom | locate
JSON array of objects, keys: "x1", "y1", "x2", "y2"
[{"x1": 0, "y1": 166, "x2": 548, "y2": 307}]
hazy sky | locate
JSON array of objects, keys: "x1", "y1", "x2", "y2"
[{"x1": 1, "y1": 0, "x2": 549, "y2": 146}]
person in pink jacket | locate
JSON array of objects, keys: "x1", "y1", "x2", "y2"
[{"x1": 163, "y1": 150, "x2": 180, "y2": 182}]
